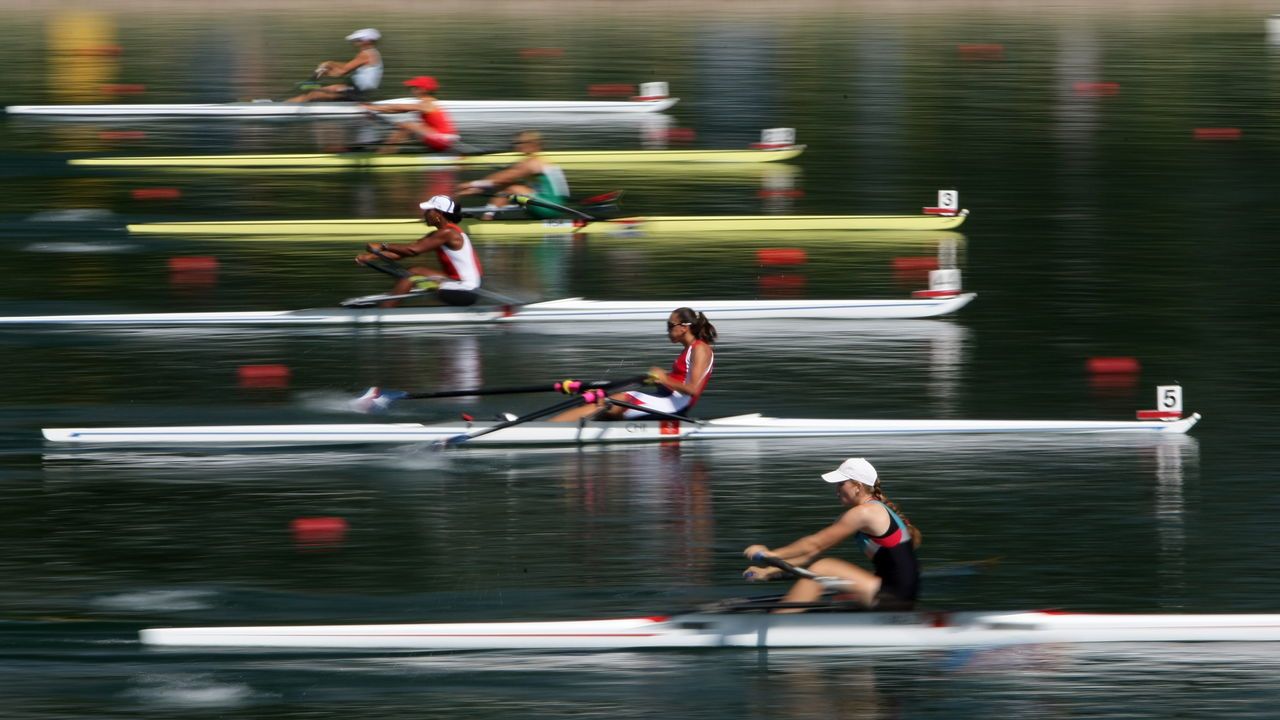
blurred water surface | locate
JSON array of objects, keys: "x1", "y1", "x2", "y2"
[{"x1": 2, "y1": 3, "x2": 1280, "y2": 719}]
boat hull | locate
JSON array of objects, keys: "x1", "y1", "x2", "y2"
[
  {"x1": 0, "y1": 295, "x2": 976, "y2": 327},
  {"x1": 127, "y1": 210, "x2": 970, "y2": 237},
  {"x1": 6, "y1": 97, "x2": 678, "y2": 117},
  {"x1": 139, "y1": 610, "x2": 1280, "y2": 650},
  {"x1": 42, "y1": 412, "x2": 1201, "y2": 446},
  {"x1": 70, "y1": 146, "x2": 804, "y2": 169}
]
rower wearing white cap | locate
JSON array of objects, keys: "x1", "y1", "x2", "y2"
[
  {"x1": 743, "y1": 458, "x2": 922, "y2": 611},
  {"x1": 354, "y1": 195, "x2": 482, "y2": 307},
  {"x1": 288, "y1": 28, "x2": 383, "y2": 103}
]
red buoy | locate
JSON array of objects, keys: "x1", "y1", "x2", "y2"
[
  {"x1": 1086, "y1": 357, "x2": 1141, "y2": 374},
  {"x1": 291, "y1": 517, "x2": 348, "y2": 545},
  {"x1": 1193, "y1": 127, "x2": 1242, "y2": 140},
  {"x1": 756, "y1": 248, "x2": 807, "y2": 266},
  {"x1": 130, "y1": 187, "x2": 181, "y2": 200},
  {"x1": 167, "y1": 256, "x2": 219, "y2": 272},
  {"x1": 238, "y1": 364, "x2": 292, "y2": 388}
]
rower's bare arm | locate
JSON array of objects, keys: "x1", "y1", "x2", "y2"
[
  {"x1": 479, "y1": 158, "x2": 541, "y2": 188},
  {"x1": 325, "y1": 50, "x2": 373, "y2": 77},
  {"x1": 770, "y1": 519, "x2": 860, "y2": 565}
]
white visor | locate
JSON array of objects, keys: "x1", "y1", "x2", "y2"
[{"x1": 345, "y1": 28, "x2": 381, "y2": 42}]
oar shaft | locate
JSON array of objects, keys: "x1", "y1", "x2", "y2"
[
  {"x1": 404, "y1": 378, "x2": 617, "y2": 400},
  {"x1": 444, "y1": 375, "x2": 646, "y2": 446}
]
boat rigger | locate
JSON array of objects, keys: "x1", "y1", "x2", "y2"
[{"x1": 137, "y1": 609, "x2": 1280, "y2": 650}]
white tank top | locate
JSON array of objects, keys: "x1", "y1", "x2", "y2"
[
  {"x1": 434, "y1": 225, "x2": 482, "y2": 291},
  {"x1": 350, "y1": 49, "x2": 383, "y2": 91}
]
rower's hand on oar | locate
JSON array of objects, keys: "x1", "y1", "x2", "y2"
[
  {"x1": 646, "y1": 368, "x2": 667, "y2": 386},
  {"x1": 743, "y1": 545, "x2": 772, "y2": 560},
  {"x1": 457, "y1": 180, "x2": 494, "y2": 196},
  {"x1": 742, "y1": 566, "x2": 784, "y2": 583},
  {"x1": 555, "y1": 378, "x2": 583, "y2": 394}
]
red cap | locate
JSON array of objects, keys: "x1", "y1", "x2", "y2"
[{"x1": 403, "y1": 76, "x2": 439, "y2": 91}]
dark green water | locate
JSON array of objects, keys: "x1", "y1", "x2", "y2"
[{"x1": 2, "y1": 4, "x2": 1280, "y2": 718}]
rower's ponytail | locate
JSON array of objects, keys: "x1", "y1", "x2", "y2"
[
  {"x1": 673, "y1": 307, "x2": 717, "y2": 344},
  {"x1": 871, "y1": 483, "x2": 922, "y2": 548}
]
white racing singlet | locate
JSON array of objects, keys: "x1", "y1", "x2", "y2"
[
  {"x1": 433, "y1": 224, "x2": 482, "y2": 291},
  {"x1": 350, "y1": 50, "x2": 383, "y2": 91}
]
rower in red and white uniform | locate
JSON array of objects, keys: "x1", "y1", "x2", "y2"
[
  {"x1": 361, "y1": 76, "x2": 459, "y2": 153},
  {"x1": 553, "y1": 307, "x2": 716, "y2": 421},
  {"x1": 743, "y1": 458, "x2": 922, "y2": 611},
  {"x1": 354, "y1": 195, "x2": 482, "y2": 307}
]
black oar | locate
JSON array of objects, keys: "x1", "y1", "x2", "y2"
[
  {"x1": 438, "y1": 375, "x2": 646, "y2": 447},
  {"x1": 354, "y1": 378, "x2": 624, "y2": 413}
]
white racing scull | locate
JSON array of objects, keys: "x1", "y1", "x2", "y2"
[
  {"x1": 0, "y1": 295, "x2": 977, "y2": 327},
  {"x1": 42, "y1": 411, "x2": 1200, "y2": 447},
  {"x1": 138, "y1": 609, "x2": 1280, "y2": 650}
]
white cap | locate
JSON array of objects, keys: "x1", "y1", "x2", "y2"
[
  {"x1": 821, "y1": 458, "x2": 878, "y2": 486},
  {"x1": 345, "y1": 28, "x2": 381, "y2": 42},
  {"x1": 419, "y1": 195, "x2": 458, "y2": 215}
]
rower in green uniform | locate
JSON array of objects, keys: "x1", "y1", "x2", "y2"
[{"x1": 456, "y1": 130, "x2": 570, "y2": 219}]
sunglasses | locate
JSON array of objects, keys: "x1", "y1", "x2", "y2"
[{"x1": 666, "y1": 321, "x2": 691, "y2": 330}]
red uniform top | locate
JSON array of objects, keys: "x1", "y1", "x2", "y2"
[
  {"x1": 421, "y1": 105, "x2": 456, "y2": 135},
  {"x1": 670, "y1": 340, "x2": 714, "y2": 401}
]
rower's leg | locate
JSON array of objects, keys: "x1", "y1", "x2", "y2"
[
  {"x1": 774, "y1": 558, "x2": 880, "y2": 613},
  {"x1": 548, "y1": 391, "x2": 629, "y2": 421}
]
